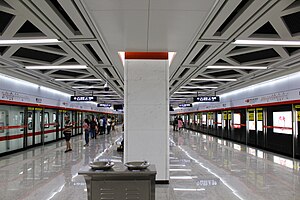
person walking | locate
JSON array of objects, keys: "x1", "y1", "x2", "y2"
[
  {"x1": 83, "y1": 119, "x2": 90, "y2": 146},
  {"x1": 63, "y1": 115, "x2": 72, "y2": 153},
  {"x1": 90, "y1": 116, "x2": 97, "y2": 139},
  {"x1": 178, "y1": 117, "x2": 183, "y2": 131}
]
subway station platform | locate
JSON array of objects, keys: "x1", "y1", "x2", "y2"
[{"x1": 0, "y1": 127, "x2": 299, "y2": 200}]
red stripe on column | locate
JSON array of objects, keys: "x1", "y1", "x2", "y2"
[{"x1": 125, "y1": 52, "x2": 168, "y2": 60}]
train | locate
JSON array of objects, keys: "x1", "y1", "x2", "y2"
[
  {"x1": 0, "y1": 103, "x2": 123, "y2": 156},
  {"x1": 172, "y1": 103, "x2": 300, "y2": 159}
]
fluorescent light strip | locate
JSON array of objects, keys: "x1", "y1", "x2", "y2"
[
  {"x1": 56, "y1": 79, "x2": 101, "y2": 81},
  {"x1": 181, "y1": 86, "x2": 218, "y2": 89},
  {"x1": 207, "y1": 66, "x2": 267, "y2": 69},
  {"x1": 0, "y1": 39, "x2": 60, "y2": 44},
  {"x1": 170, "y1": 176, "x2": 197, "y2": 180},
  {"x1": 169, "y1": 169, "x2": 192, "y2": 172},
  {"x1": 191, "y1": 78, "x2": 237, "y2": 81},
  {"x1": 174, "y1": 92, "x2": 199, "y2": 94},
  {"x1": 173, "y1": 188, "x2": 205, "y2": 191},
  {"x1": 26, "y1": 65, "x2": 87, "y2": 69},
  {"x1": 169, "y1": 164, "x2": 186, "y2": 167},
  {"x1": 72, "y1": 86, "x2": 103, "y2": 88},
  {"x1": 233, "y1": 39, "x2": 300, "y2": 46}
]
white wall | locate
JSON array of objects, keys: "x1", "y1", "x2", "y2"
[
  {"x1": 0, "y1": 73, "x2": 118, "y2": 113},
  {"x1": 124, "y1": 60, "x2": 169, "y2": 181},
  {"x1": 174, "y1": 71, "x2": 300, "y2": 113}
]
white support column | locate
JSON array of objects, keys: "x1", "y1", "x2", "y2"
[{"x1": 124, "y1": 52, "x2": 169, "y2": 181}]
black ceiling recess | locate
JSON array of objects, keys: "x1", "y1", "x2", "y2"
[
  {"x1": 251, "y1": 21, "x2": 279, "y2": 36},
  {"x1": 231, "y1": 49, "x2": 280, "y2": 63},
  {"x1": 0, "y1": 11, "x2": 14, "y2": 34},
  {"x1": 13, "y1": 48, "x2": 64, "y2": 62},
  {"x1": 282, "y1": 11, "x2": 300, "y2": 35},
  {"x1": 16, "y1": 21, "x2": 45, "y2": 35}
]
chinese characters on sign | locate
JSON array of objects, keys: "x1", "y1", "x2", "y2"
[
  {"x1": 193, "y1": 96, "x2": 220, "y2": 102},
  {"x1": 70, "y1": 96, "x2": 97, "y2": 101},
  {"x1": 97, "y1": 103, "x2": 111, "y2": 107},
  {"x1": 179, "y1": 103, "x2": 193, "y2": 108}
]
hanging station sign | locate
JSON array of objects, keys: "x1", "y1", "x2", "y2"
[
  {"x1": 193, "y1": 96, "x2": 220, "y2": 102},
  {"x1": 179, "y1": 103, "x2": 193, "y2": 108},
  {"x1": 97, "y1": 103, "x2": 111, "y2": 108},
  {"x1": 70, "y1": 96, "x2": 97, "y2": 101}
]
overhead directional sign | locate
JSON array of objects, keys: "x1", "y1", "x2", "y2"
[
  {"x1": 193, "y1": 96, "x2": 220, "y2": 102},
  {"x1": 97, "y1": 103, "x2": 111, "y2": 107},
  {"x1": 70, "y1": 96, "x2": 97, "y2": 101},
  {"x1": 179, "y1": 103, "x2": 193, "y2": 108}
]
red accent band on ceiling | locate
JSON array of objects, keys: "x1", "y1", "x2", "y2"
[{"x1": 125, "y1": 52, "x2": 168, "y2": 60}]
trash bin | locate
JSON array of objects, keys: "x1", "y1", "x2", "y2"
[{"x1": 79, "y1": 163, "x2": 156, "y2": 200}]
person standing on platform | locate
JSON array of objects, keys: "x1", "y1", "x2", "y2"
[
  {"x1": 178, "y1": 117, "x2": 183, "y2": 131},
  {"x1": 103, "y1": 116, "x2": 107, "y2": 135},
  {"x1": 63, "y1": 115, "x2": 72, "y2": 153},
  {"x1": 107, "y1": 116, "x2": 112, "y2": 135},
  {"x1": 111, "y1": 116, "x2": 115, "y2": 131},
  {"x1": 173, "y1": 116, "x2": 178, "y2": 131},
  {"x1": 90, "y1": 116, "x2": 97, "y2": 139},
  {"x1": 99, "y1": 116, "x2": 104, "y2": 135},
  {"x1": 83, "y1": 119, "x2": 90, "y2": 147}
]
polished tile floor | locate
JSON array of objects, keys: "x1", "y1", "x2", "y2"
[{"x1": 0, "y1": 127, "x2": 299, "y2": 200}]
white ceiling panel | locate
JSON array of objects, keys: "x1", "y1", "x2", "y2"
[
  {"x1": 148, "y1": 10, "x2": 210, "y2": 51},
  {"x1": 84, "y1": 0, "x2": 148, "y2": 10},
  {"x1": 89, "y1": 10, "x2": 148, "y2": 51},
  {"x1": 150, "y1": 0, "x2": 216, "y2": 11}
]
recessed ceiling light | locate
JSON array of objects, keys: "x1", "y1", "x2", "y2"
[
  {"x1": 173, "y1": 188, "x2": 205, "y2": 191},
  {"x1": 26, "y1": 65, "x2": 87, "y2": 69},
  {"x1": 174, "y1": 92, "x2": 199, "y2": 94},
  {"x1": 55, "y1": 79, "x2": 101, "y2": 81},
  {"x1": 72, "y1": 86, "x2": 103, "y2": 88},
  {"x1": 0, "y1": 39, "x2": 61, "y2": 45},
  {"x1": 181, "y1": 86, "x2": 218, "y2": 89},
  {"x1": 233, "y1": 39, "x2": 300, "y2": 46},
  {"x1": 191, "y1": 78, "x2": 237, "y2": 81},
  {"x1": 206, "y1": 66, "x2": 268, "y2": 69}
]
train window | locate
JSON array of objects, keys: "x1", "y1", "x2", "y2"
[
  {"x1": 20, "y1": 112, "x2": 24, "y2": 131},
  {"x1": 0, "y1": 111, "x2": 4, "y2": 133},
  {"x1": 44, "y1": 112, "x2": 49, "y2": 128}
]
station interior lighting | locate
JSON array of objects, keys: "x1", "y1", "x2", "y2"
[
  {"x1": 181, "y1": 86, "x2": 218, "y2": 89},
  {"x1": 26, "y1": 65, "x2": 87, "y2": 69},
  {"x1": 55, "y1": 79, "x2": 101, "y2": 81},
  {"x1": 0, "y1": 39, "x2": 61, "y2": 44},
  {"x1": 233, "y1": 39, "x2": 300, "y2": 46},
  {"x1": 206, "y1": 66, "x2": 268, "y2": 69},
  {"x1": 191, "y1": 78, "x2": 237, "y2": 81}
]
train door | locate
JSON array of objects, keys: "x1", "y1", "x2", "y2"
[
  {"x1": 294, "y1": 105, "x2": 300, "y2": 159},
  {"x1": 232, "y1": 109, "x2": 246, "y2": 143},
  {"x1": 43, "y1": 109, "x2": 57, "y2": 143},
  {"x1": 35, "y1": 108, "x2": 43, "y2": 145},
  {"x1": 77, "y1": 112, "x2": 82, "y2": 135},
  {"x1": 0, "y1": 110, "x2": 8, "y2": 154},
  {"x1": 266, "y1": 105, "x2": 293, "y2": 156},
  {"x1": 256, "y1": 108, "x2": 265, "y2": 147},
  {"x1": 216, "y1": 112, "x2": 222, "y2": 137},
  {"x1": 222, "y1": 111, "x2": 229, "y2": 139},
  {"x1": 201, "y1": 112, "x2": 207, "y2": 132},
  {"x1": 247, "y1": 109, "x2": 257, "y2": 146},
  {"x1": 0, "y1": 105, "x2": 25, "y2": 154},
  {"x1": 207, "y1": 112, "x2": 213, "y2": 135}
]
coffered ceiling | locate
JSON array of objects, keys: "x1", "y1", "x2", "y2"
[{"x1": 0, "y1": 0, "x2": 299, "y2": 107}]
